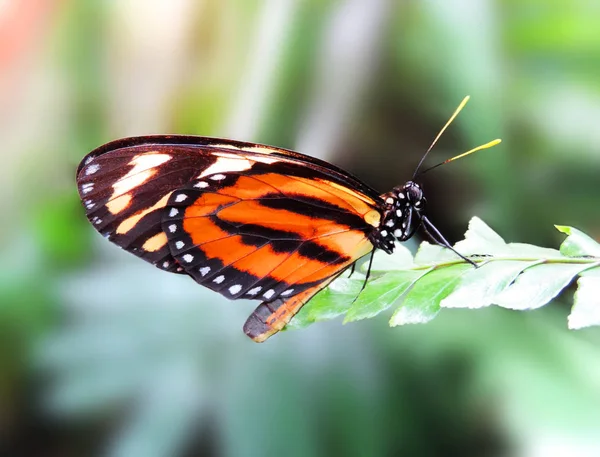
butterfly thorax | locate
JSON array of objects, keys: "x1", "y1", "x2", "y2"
[{"x1": 371, "y1": 181, "x2": 426, "y2": 254}]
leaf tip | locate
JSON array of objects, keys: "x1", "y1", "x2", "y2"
[
  {"x1": 388, "y1": 316, "x2": 402, "y2": 327},
  {"x1": 554, "y1": 225, "x2": 571, "y2": 235}
]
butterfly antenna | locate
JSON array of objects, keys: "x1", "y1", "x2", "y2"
[
  {"x1": 412, "y1": 95, "x2": 471, "y2": 179},
  {"x1": 418, "y1": 138, "x2": 502, "y2": 176}
]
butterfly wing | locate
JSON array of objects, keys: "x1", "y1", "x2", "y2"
[
  {"x1": 77, "y1": 135, "x2": 384, "y2": 341},
  {"x1": 76, "y1": 136, "x2": 222, "y2": 273},
  {"x1": 164, "y1": 169, "x2": 378, "y2": 341}
]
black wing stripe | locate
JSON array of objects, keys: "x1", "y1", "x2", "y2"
[{"x1": 257, "y1": 195, "x2": 368, "y2": 229}]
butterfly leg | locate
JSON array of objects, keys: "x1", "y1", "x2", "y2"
[
  {"x1": 348, "y1": 262, "x2": 357, "y2": 278},
  {"x1": 243, "y1": 279, "x2": 335, "y2": 342},
  {"x1": 421, "y1": 216, "x2": 477, "y2": 267}
]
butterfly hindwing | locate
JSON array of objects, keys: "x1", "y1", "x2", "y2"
[
  {"x1": 163, "y1": 169, "x2": 375, "y2": 303},
  {"x1": 243, "y1": 276, "x2": 340, "y2": 342}
]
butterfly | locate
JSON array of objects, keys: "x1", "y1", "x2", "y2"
[{"x1": 76, "y1": 96, "x2": 500, "y2": 342}]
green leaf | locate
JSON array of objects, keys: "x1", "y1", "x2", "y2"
[
  {"x1": 441, "y1": 260, "x2": 540, "y2": 309},
  {"x1": 344, "y1": 269, "x2": 429, "y2": 323},
  {"x1": 287, "y1": 278, "x2": 364, "y2": 329},
  {"x1": 556, "y1": 225, "x2": 600, "y2": 257},
  {"x1": 390, "y1": 263, "x2": 473, "y2": 326},
  {"x1": 569, "y1": 267, "x2": 600, "y2": 330},
  {"x1": 494, "y1": 263, "x2": 595, "y2": 310},
  {"x1": 505, "y1": 243, "x2": 562, "y2": 258},
  {"x1": 454, "y1": 216, "x2": 510, "y2": 256},
  {"x1": 414, "y1": 242, "x2": 461, "y2": 265}
]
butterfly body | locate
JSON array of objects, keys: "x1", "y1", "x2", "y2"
[
  {"x1": 77, "y1": 97, "x2": 500, "y2": 342},
  {"x1": 76, "y1": 130, "x2": 481, "y2": 342},
  {"x1": 373, "y1": 181, "x2": 427, "y2": 253}
]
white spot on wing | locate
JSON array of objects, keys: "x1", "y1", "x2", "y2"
[
  {"x1": 84, "y1": 156, "x2": 94, "y2": 165},
  {"x1": 210, "y1": 174, "x2": 226, "y2": 181},
  {"x1": 381, "y1": 230, "x2": 388, "y2": 237},
  {"x1": 175, "y1": 241, "x2": 185, "y2": 249},
  {"x1": 247, "y1": 286, "x2": 262, "y2": 295},
  {"x1": 194, "y1": 181, "x2": 209, "y2": 189},
  {"x1": 198, "y1": 157, "x2": 252, "y2": 178},
  {"x1": 163, "y1": 261, "x2": 170, "y2": 268},
  {"x1": 394, "y1": 229, "x2": 402, "y2": 237},
  {"x1": 385, "y1": 219, "x2": 394, "y2": 227},
  {"x1": 281, "y1": 289, "x2": 294, "y2": 296},
  {"x1": 81, "y1": 183, "x2": 94, "y2": 194},
  {"x1": 175, "y1": 194, "x2": 188, "y2": 203},
  {"x1": 199, "y1": 266, "x2": 211, "y2": 276},
  {"x1": 169, "y1": 208, "x2": 179, "y2": 217},
  {"x1": 85, "y1": 163, "x2": 100, "y2": 175},
  {"x1": 229, "y1": 284, "x2": 242, "y2": 295},
  {"x1": 263, "y1": 289, "x2": 275, "y2": 299},
  {"x1": 386, "y1": 197, "x2": 394, "y2": 204},
  {"x1": 168, "y1": 224, "x2": 177, "y2": 233},
  {"x1": 183, "y1": 254, "x2": 194, "y2": 263},
  {"x1": 252, "y1": 155, "x2": 279, "y2": 164},
  {"x1": 112, "y1": 153, "x2": 171, "y2": 197},
  {"x1": 213, "y1": 275, "x2": 225, "y2": 284},
  {"x1": 396, "y1": 209, "x2": 402, "y2": 217},
  {"x1": 239, "y1": 145, "x2": 280, "y2": 156}
]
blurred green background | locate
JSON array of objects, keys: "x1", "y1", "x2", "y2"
[{"x1": 2, "y1": 1, "x2": 600, "y2": 456}]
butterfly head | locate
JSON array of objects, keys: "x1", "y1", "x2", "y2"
[
  {"x1": 370, "y1": 96, "x2": 501, "y2": 257},
  {"x1": 402, "y1": 181, "x2": 426, "y2": 209},
  {"x1": 372, "y1": 181, "x2": 427, "y2": 254}
]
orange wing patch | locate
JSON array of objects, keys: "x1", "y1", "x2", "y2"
[
  {"x1": 217, "y1": 201, "x2": 339, "y2": 238},
  {"x1": 186, "y1": 193, "x2": 240, "y2": 218},
  {"x1": 142, "y1": 232, "x2": 168, "y2": 252},
  {"x1": 164, "y1": 171, "x2": 376, "y2": 319},
  {"x1": 106, "y1": 193, "x2": 132, "y2": 215}
]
